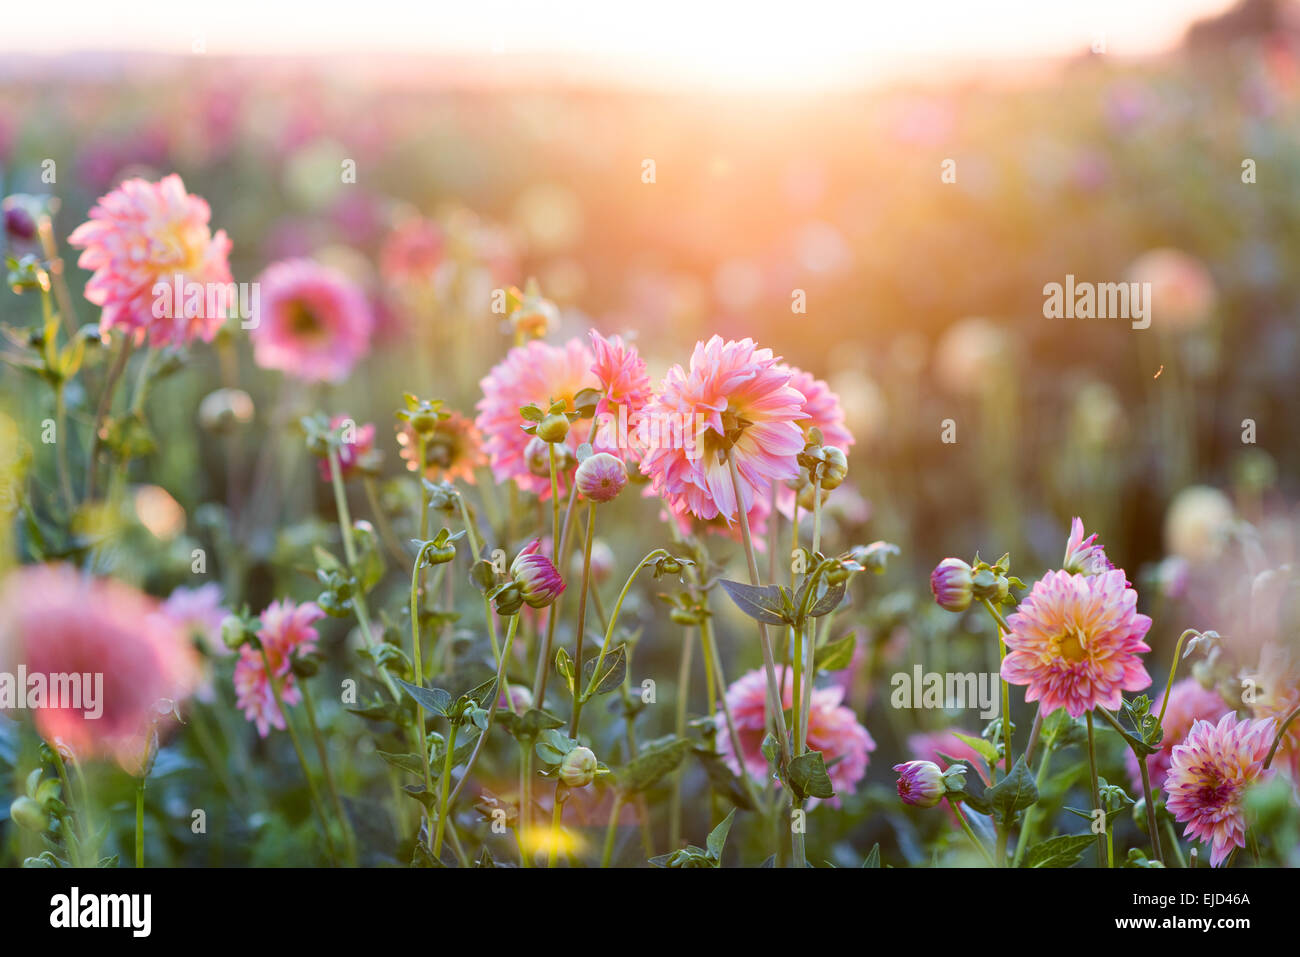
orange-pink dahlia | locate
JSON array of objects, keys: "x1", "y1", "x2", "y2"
[{"x1": 1001, "y1": 569, "x2": 1152, "y2": 718}]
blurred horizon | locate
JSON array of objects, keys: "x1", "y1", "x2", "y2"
[{"x1": 2, "y1": 0, "x2": 1243, "y2": 90}]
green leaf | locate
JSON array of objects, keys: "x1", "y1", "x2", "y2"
[
  {"x1": 395, "y1": 678, "x2": 452, "y2": 717},
  {"x1": 693, "y1": 748, "x2": 756, "y2": 810},
  {"x1": 1023, "y1": 833, "x2": 1096, "y2": 868},
  {"x1": 705, "y1": 808, "x2": 737, "y2": 862},
  {"x1": 786, "y1": 751, "x2": 835, "y2": 801},
  {"x1": 937, "y1": 755, "x2": 990, "y2": 815},
  {"x1": 615, "y1": 738, "x2": 692, "y2": 793},
  {"x1": 376, "y1": 751, "x2": 426, "y2": 776},
  {"x1": 793, "y1": 577, "x2": 846, "y2": 620},
  {"x1": 535, "y1": 728, "x2": 579, "y2": 766},
  {"x1": 983, "y1": 754, "x2": 1039, "y2": 823},
  {"x1": 460, "y1": 675, "x2": 499, "y2": 709},
  {"x1": 813, "y1": 632, "x2": 856, "y2": 672},
  {"x1": 953, "y1": 731, "x2": 1001, "y2": 769},
  {"x1": 500, "y1": 708, "x2": 566, "y2": 742},
  {"x1": 862, "y1": 843, "x2": 881, "y2": 868},
  {"x1": 717, "y1": 579, "x2": 792, "y2": 626},
  {"x1": 582, "y1": 643, "x2": 627, "y2": 696}
]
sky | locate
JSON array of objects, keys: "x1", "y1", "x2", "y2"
[{"x1": 5, "y1": 0, "x2": 1240, "y2": 89}]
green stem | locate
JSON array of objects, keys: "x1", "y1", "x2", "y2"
[
  {"x1": 669, "y1": 624, "x2": 693, "y2": 851},
  {"x1": 1086, "y1": 711, "x2": 1107, "y2": 868},
  {"x1": 409, "y1": 545, "x2": 434, "y2": 850},
  {"x1": 85, "y1": 334, "x2": 133, "y2": 501},
  {"x1": 602, "y1": 793, "x2": 624, "y2": 868},
  {"x1": 1157, "y1": 629, "x2": 1199, "y2": 730},
  {"x1": 448, "y1": 614, "x2": 521, "y2": 808},
  {"x1": 432, "y1": 721, "x2": 458, "y2": 860},
  {"x1": 330, "y1": 448, "x2": 400, "y2": 701},
  {"x1": 54, "y1": 384, "x2": 74, "y2": 512},
  {"x1": 980, "y1": 598, "x2": 1014, "y2": 777},
  {"x1": 1264, "y1": 705, "x2": 1300, "y2": 770},
  {"x1": 261, "y1": 647, "x2": 337, "y2": 864},
  {"x1": 949, "y1": 799, "x2": 995, "y2": 865},
  {"x1": 569, "y1": 501, "x2": 597, "y2": 738},
  {"x1": 49, "y1": 748, "x2": 84, "y2": 868},
  {"x1": 300, "y1": 678, "x2": 356, "y2": 865},
  {"x1": 520, "y1": 745, "x2": 533, "y2": 867},
  {"x1": 135, "y1": 776, "x2": 145, "y2": 869},
  {"x1": 1095, "y1": 705, "x2": 1163, "y2": 864},
  {"x1": 580, "y1": 548, "x2": 669, "y2": 701},
  {"x1": 548, "y1": 786, "x2": 565, "y2": 868}
]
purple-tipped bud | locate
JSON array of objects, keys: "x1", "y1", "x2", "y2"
[
  {"x1": 893, "y1": 760, "x2": 946, "y2": 808},
  {"x1": 575, "y1": 452, "x2": 627, "y2": 503},
  {"x1": 3, "y1": 203, "x2": 37, "y2": 242},
  {"x1": 930, "y1": 558, "x2": 974, "y2": 612},
  {"x1": 511, "y1": 540, "x2": 565, "y2": 608}
]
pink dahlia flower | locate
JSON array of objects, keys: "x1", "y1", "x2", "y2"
[
  {"x1": 715, "y1": 667, "x2": 874, "y2": 806},
  {"x1": 782, "y1": 366, "x2": 854, "y2": 450},
  {"x1": 233, "y1": 599, "x2": 323, "y2": 737},
  {"x1": 1001, "y1": 569, "x2": 1152, "y2": 718},
  {"x1": 475, "y1": 337, "x2": 598, "y2": 499},
  {"x1": 68, "y1": 174, "x2": 233, "y2": 346},
  {"x1": 1164, "y1": 713, "x2": 1276, "y2": 867},
  {"x1": 640, "y1": 336, "x2": 806, "y2": 523},
  {"x1": 1125, "y1": 678, "x2": 1230, "y2": 792},
  {"x1": 588, "y1": 330, "x2": 653, "y2": 462},
  {"x1": 0, "y1": 564, "x2": 200, "y2": 765},
  {"x1": 1062, "y1": 517, "x2": 1118, "y2": 578},
  {"x1": 249, "y1": 259, "x2": 373, "y2": 383}
]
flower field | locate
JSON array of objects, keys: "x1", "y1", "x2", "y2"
[{"x1": 1, "y1": 3, "x2": 1299, "y2": 875}]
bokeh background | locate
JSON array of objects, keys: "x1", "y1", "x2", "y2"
[{"x1": 2, "y1": 0, "x2": 1298, "y2": 865}]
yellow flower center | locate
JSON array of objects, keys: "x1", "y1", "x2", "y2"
[{"x1": 1058, "y1": 629, "x2": 1087, "y2": 662}]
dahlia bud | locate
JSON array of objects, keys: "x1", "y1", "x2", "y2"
[
  {"x1": 559, "y1": 745, "x2": 598, "y2": 788},
  {"x1": 536, "y1": 413, "x2": 571, "y2": 445},
  {"x1": 221, "y1": 614, "x2": 252, "y2": 651},
  {"x1": 198, "y1": 388, "x2": 255, "y2": 434},
  {"x1": 3, "y1": 202, "x2": 37, "y2": 243},
  {"x1": 820, "y1": 446, "x2": 848, "y2": 489},
  {"x1": 492, "y1": 582, "x2": 526, "y2": 617},
  {"x1": 930, "y1": 558, "x2": 974, "y2": 612},
  {"x1": 9, "y1": 795, "x2": 48, "y2": 832},
  {"x1": 575, "y1": 452, "x2": 627, "y2": 503},
  {"x1": 508, "y1": 290, "x2": 559, "y2": 341},
  {"x1": 511, "y1": 541, "x2": 565, "y2": 608},
  {"x1": 498, "y1": 684, "x2": 534, "y2": 711},
  {"x1": 893, "y1": 760, "x2": 946, "y2": 808},
  {"x1": 525, "y1": 436, "x2": 574, "y2": 477}
]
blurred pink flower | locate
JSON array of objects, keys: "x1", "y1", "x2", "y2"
[
  {"x1": 0, "y1": 564, "x2": 199, "y2": 766},
  {"x1": 475, "y1": 337, "x2": 598, "y2": 499},
  {"x1": 1127, "y1": 249, "x2": 1216, "y2": 332},
  {"x1": 716, "y1": 667, "x2": 874, "y2": 806},
  {"x1": 316, "y1": 415, "x2": 376, "y2": 482},
  {"x1": 640, "y1": 336, "x2": 806, "y2": 523},
  {"x1": 380, "y1": 217, "x2": 445, "y2": 286},
  {"x1": 1164, "y1": 713, "x2": 1276, "y2": 867},
  {"x1": 159, "y1": 582, "x2": 228, "y2": 656},
  {"x1": 1001, "y1": 569, "x2": 1152, "y2": 718},
  {"x1": 1125, "y1": 678, "x2": 1230, "y2": 793},
  {"x1": 68, "y1": 174, "x2": 233, "y2": 347},
  {"x1": 233, "y1": 599, "x2": 323, "y2": 737},
  {"x1": 249, "y1": 259, "x2": 373, "y2": 382}
]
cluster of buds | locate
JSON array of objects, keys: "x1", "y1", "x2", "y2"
[
  {"x1": 892, "y1": 759, "x2": 968, "y2": 808},
  {"x1": 794, "y1": 428, "x2": 849, "y2": 510},
  {"x1": 505, "y1": 279, "x2": 560, "y2": 342},
  {"x1": 929, "y1": 553, "x2": 1022, "y2": 613},
  {"x1": 521, "y1": 399, "x2": 579, "y2": 446},
  {"x1": 485, "y1": 540, "x2": 566, "y2": 616}
]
